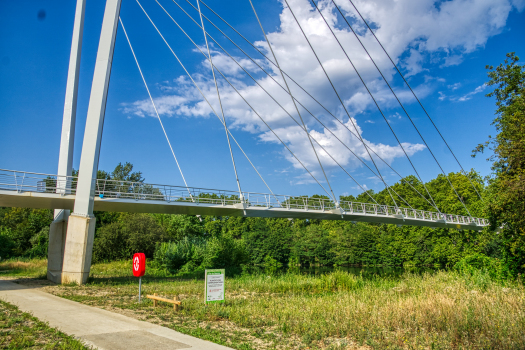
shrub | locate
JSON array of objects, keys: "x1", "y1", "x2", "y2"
[
  {"x1": 92, "y1": 213, "x2": 167, "y2": 262},
  {"x1": 92, "y1": 222, "x2": 128, "y2": 262},
  {"x1": 154, "y1": 235, "x2": 248, "y2": 274},
  {"x1": 27, "y1": 227, "x2": 49, "y2": 258},
  {"x1": 454, "y1": 253, "x2": 511, "y2": 281},
  {"x1": 200, "y1": 235, "x2": 248, "y2": 271},
  {"x1": 154, "y1": 237, "x2": 204, "y2": 274},
  {"x1": 124, "y1": 214, "x2": 167, "y2": 258},
  {"x1": 0, "y1": 227, "x2": 15, "y2": 260}
]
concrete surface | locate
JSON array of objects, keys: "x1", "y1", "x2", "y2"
[
  {"x1": 0, "y1": 280, "x2": 233, "y2": 350},
  {"x1": 47, "y1": 216, "x2": 68, "y2": 283},
  {"x1": 61, "y1": 214, "x2": 96, "y2": 285}
]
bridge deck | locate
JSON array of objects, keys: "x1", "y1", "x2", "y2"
[
  {"x1": 0, "y1": 189, "x2": 485, "y2": 230},
  {"x1": 0, "y1": 169, "x2": 488, "y2": 230}
]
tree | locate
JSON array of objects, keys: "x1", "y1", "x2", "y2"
[
  {"x1": 473, "y1": 52, "x2": 525, "y2": 274},
  {"x1": 92, "y1": 213, "x2": 167, "y2": 262}
]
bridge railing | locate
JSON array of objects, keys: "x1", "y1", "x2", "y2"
[
  {"x1": 0, "y1": 169, "x2": 488, "y2": 227},
  {"x1": 0, "y1": 169, "x2": 76, "y2": 195}
]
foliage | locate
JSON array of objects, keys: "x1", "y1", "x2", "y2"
[
  {"x1": 154, "y1": 234, "x2": 248, "y2": 275},
  {"x1": 292, "y1": 223, "x2": 334, "y2": 267},
  {"x1": 473, "y1": 52, "x2": 525, "y2": 274},
  {"x1": 0, "y1": 227, "x2": 15, "y2": 260},
  {"x1": 154, "y1": 237, "x2": 204, "y2": 274},
  {"x1": 454, "y1": 253, "x2": 511, "y2": 281},
  {"x1": 27, "y1": 227, "x2": 49, "y2": 258},
  {"x1": 243, "y1": 217, "x2": 292, "y2": 265},
  {"x1": 0, "y1": 207, "x2": 52, "y2": 257},
  {"x1": 92, "y1": 213, "x2": 167, "y2": 262},
  {"x1": 155, "y1": 214, "x2": 205, "y2": 241}
]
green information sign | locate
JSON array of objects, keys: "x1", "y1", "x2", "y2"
[{"x1": 205, "y1": 269, "x2": 225, "y2": 304}]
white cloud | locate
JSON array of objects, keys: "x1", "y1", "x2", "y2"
[
  {"x1": 456, "y1": 84, "x2": 488, "y2": 101},
  {"x1": 122, "y1": 0, "x2": 521, "y2": 181}
]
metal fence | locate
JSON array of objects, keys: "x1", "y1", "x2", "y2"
[{"x1": 0, "y1": 168, "x2": 489, "y2": 227}]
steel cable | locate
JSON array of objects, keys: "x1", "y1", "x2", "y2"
[
  {"x1": 119, "y1": 16, "x2": 194, "y2": 201},
  {"x1": 195, "y1": 0, "x2": 244, "y2": 201},
  {"x1": 171, "y1": 0, "x2": 437, "y2": 210},
  {"x1": 331, "y1": 0, "x2": 473, "y2": 217},
  {"x1": 347, "y1": 0, "x2": 484, "y2": 203},
  {"x1": 134, "y1": 0, "x2": 278, "y2": 203}
]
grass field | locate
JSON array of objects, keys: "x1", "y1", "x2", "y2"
[
  {"x1": 1, "y1": 258, "x2": 524, "y2": 349},
  {"x1": 0, "y1": 298, "x2": 91, "y2": 349}
]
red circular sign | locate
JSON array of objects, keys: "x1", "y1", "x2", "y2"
[{"x1": 132, "y1": 253, "x2": 146, "y2": 277}]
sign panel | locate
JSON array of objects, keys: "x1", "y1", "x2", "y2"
[
  {"x1": 205, "y1": 269, "x2": 225, "y2": 304},
  {"x1": 133, "y1": 252, "x2": 146, "y2": 277}
]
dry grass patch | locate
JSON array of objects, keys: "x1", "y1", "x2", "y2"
[{"x1": 0, "y1": 258, "x2": 48, "y2": 279}]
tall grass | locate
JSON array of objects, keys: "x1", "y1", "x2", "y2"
[
  {"x1": 0, "y1": 258, "x2": 47, "y2": 278},
  {"x1": 4, "y1": 260, "x2": 525, "y2": 349},
  {"x1": 83, "y1": 262, "x2": 525, "y2": 349}
]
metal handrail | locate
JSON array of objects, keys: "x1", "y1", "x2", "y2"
[{"x1": 0, "y1": 169, "x2": 489, "y2": 227}]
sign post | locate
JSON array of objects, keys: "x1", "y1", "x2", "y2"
[
  {"x1": 132, "y1": 253, "x2": 146, "y2": 302},
  {"x1": 205, "y1": 269, "x2": 225, "y2": 304}
]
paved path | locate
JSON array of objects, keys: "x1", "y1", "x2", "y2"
[{"x1": 0, "y1": 280, "x2": 233, "y2": 350}]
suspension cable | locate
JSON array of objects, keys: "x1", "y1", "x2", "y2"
[
  {"x1": 136, "y1": 0, "x2": 333, "y2": 200},
  {"x1": 281, "y1": 0, "x2": 400, "y2": 208},
  {"x1": 171, "y1": 0, "x2": 436, "y2": 210},
  {"x1": 347, "y1": 0, "x2": 484, "y2": 203},
  {"x1": 195, "y1": 0, "x2": 244, "y2": 201},
  {"x1": 134, "y1": 0, "x2": 276, "y2": 203},
  {"x1": 247, "y1": 0, "x2": 338, "y2": 205},
  {"x1": 310, "y1": 0, "x2": 439, "y2": 212},
  {"x1": 331, "y1": 0, "x2": 472, "y2": 217},
  {"x1": 119, "y1": 16, "x2": 194, "y2": 201},
  {"x1": 155, "y1": 0, "x2": 380, "y2": 206}
]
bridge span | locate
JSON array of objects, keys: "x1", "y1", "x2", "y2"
[{"x1": 0, "y1": 169, "x2": 488, "y2": 231}]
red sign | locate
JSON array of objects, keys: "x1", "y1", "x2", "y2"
[{"x1": 132, "y1": 253, "x2": 146, "y2": 277}]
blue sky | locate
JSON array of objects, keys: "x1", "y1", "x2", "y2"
[{"x1": 1, "y1": 0, "x2": 524, "y2": 200}]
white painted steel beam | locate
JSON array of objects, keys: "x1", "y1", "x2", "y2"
[
  {"x1": 56, "y1": 0, "x2": 85, "y2": 200},
  {"x1": 61, "y1": 0, "x2": 122, "y2": 285},
  {"x1": 73, "y1": 0, "x2": 122, "y2": 217},
  {"x1": 48, "y1": 0, "x2": 86, "y2": 284}
]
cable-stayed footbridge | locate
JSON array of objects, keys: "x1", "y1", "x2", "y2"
[{"x1": 0, "y1": 0, "x2": 488, "y2": 284}]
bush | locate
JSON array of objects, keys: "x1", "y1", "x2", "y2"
[
  {"x1": 154, "y1": 235, "x2": 248, "y2": 274},
  {"x1": 0, "y1": 227, "x2": 15, "y2": 260},
  {"x1": 92, "y1": 213, "x2": 167, "y2": 262},
  {"x1": 27, "y1": 227, "x2": 48, "y2": 258},
  {"x1": 201, "y1": 236, "x2": 248, "y2": 271},
  {"x1": 154, "y1": 237, "x2": 204, "y2": 274},
  {"x1": 92, "y1": 222, "x2": 128, "y2": 262},
  {"x1": 454, "y1": 253, "x2": 511, "y2": 281}
]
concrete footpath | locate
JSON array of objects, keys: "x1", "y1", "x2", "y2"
[{"x1": 0, "y1": 280, "x2": 233, "y2": 350}]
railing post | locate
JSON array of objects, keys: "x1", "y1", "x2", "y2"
[{"x1": 20, "y1": 173, "x2": 26, "y2": 193}]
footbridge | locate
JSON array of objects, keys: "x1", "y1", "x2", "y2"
[
  {"x1": 0, "y1": 169, "x2": 488, "y2": 230},
  {"x1": 2, "y1": 0, "x2": 490, "y2": 285}
]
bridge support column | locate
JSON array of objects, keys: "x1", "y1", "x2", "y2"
[
  {"x1": 61, "y1": 0, "x2": 122, "y2": 285},
  {"x1": 61, "y1": 214, "x2": 96, "y2": 284},
  {"x1": 47, "y1": 211, "x2": 69, "y2": 283},
  {"x1": 47, "y1": 0, "x2": 85, "y2": 283}
]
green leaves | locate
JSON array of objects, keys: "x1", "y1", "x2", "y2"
[{"x1": 477, "y1": 52, "x2": 525, "y2": 275}]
